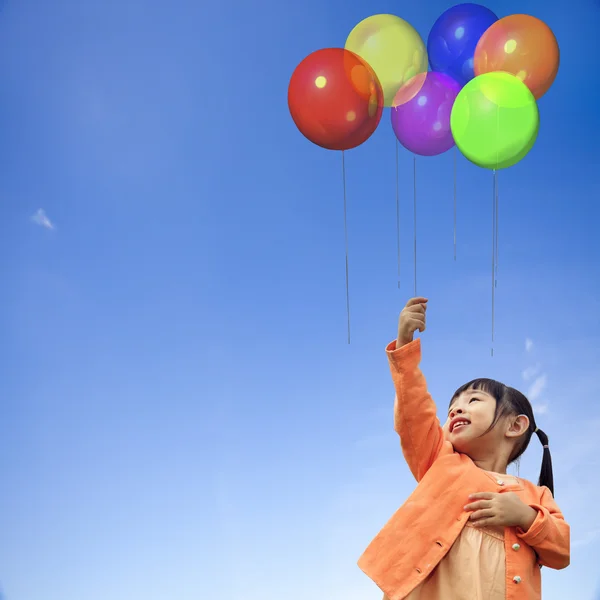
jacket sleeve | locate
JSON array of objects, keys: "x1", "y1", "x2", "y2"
[
  {"x1": 516, "y1": 486, "x2": 570, "y2": 570},
  {"x1": 387, "y1": 338, "x2": 452, "y2": 482}
]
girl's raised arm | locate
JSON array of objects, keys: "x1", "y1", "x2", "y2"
[{"x1": 389, "y1": 298, "x2": 452, "y2": 480}]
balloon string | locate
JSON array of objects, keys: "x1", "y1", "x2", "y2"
[
  {"x1": 495, "y1": 169, "x2": 499, "y2": 288},
  {"x1": 491, "y1": 105, "x2": 500, "y2": 357},
  {"x1": 396, "y1": 139, "x2": 401, "y2": 289},
  {"x1": 413, "y1": 155, "x2": 417, "y2": 297},
  {"x1": 342, "y1": 150, "x2": 351, "y2": 345},
  {"x1": 491, "y1": 169, "x2": 497, "y2": 357},
  {"x1": 453, "y1": 146, "x2": 457, "y2": 261}
]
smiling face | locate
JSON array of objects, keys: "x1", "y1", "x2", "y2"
[
  {"x1": 442, "y1": 387, "x2": 500, "y2": 454},
  {"x1": 442, "y1": 382, "x2": 533, "y2": 471}
]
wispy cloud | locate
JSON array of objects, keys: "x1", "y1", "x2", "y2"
[
  {"x1": 572, "y1": 527, "x2": 600, "y2": 548},
  {"x1": 31, "y1": 208, "x2": 54, "y2": 230},
  {"x1": 528, "y1": 374, "x2": 547, "y2": 401},
  {"x1": 522, "y1": 339, "x2": 548, "y2": 414},
  {"x1": 522, "y1": 364, "x2": 541, "y2": 381}
]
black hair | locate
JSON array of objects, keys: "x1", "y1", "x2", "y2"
[{"x1": 449, "y1": 378, "x2": 554, "y2": 496}]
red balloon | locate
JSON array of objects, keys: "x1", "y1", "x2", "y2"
[{"x1": 288, "y1": 48, "x2": 384, "y2": 151}]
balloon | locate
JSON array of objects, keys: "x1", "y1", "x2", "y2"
[
  {"x1": 427, "y1": 3, "x2": 498, "y2": 86},
  {"x1": 450, "y1": 71, "x2": 539, "y2": 170},
  {"x1": 474, "y1": 14, "x2": 560, "y2": 99},
  {"x1": 391, "y1": 72, "x2": 461, "y2": 156},
  {"x1": 288, "y1": 48, "x2": 384, "y2": 151},
  {"x1": 346, "y1": 14, "x2": 428, "y2": 107}
]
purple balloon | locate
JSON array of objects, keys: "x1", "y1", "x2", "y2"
[{"x1": 391, "y1": 72, "x2": 461, "y2": 156}]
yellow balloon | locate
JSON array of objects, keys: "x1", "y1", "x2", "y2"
[{"x1": 346, "y1": 14, "x2": 428, "y2": 107}]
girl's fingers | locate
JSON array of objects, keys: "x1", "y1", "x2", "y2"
[
  {"x1": 409, "y1": 305, "x2": 426, "y2": 315},
  {"x1": 464, "y1": 500, "x2": 489, "y2": 511},
  {"x1": 468, "y1": 492, "x2": 496, "y2": 501},
  {"x1": 469, "y1": 508, "x2": 495, "y2": 521},
  {"x1": 409, "y1": 318, "x2": 425, "y2": 331},
  {"x1": 400, "y1": 300, "x2": 427, "y2": 336},
  {"x1": 408, "y1": 303, "x2": 427, "y2": 314},
  {"x1": 471, "y1": 518, "x2": 495, "y2": 528},
  {"x1": 406, "y1": 297, "x2": 428, "y2": 308}
]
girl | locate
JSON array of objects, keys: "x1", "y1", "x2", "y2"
[{"x1": 358, "y1": 297, "x2": 570, "y2": 600}]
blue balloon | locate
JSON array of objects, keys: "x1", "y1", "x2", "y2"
[{"x1": 427, "y1": 3, "x2": 498, "y2": 86}]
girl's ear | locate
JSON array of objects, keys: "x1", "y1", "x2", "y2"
[{"x1": 507, "y1": 414, "x2": 530, "y2": 438}]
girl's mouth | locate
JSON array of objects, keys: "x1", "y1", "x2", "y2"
[{"x1": 452, "y1": 421, "x2": 470, "y2": 432}]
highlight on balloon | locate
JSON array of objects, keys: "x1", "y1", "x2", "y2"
[{"x1": 287, "y1": 3, "x2": 560, "y2": 170}]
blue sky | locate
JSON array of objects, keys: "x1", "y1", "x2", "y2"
[{"x1": 0, "y1": 0, "x2": 599, "y2": 599}]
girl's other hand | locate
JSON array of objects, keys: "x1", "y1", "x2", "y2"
[
  {"x1": 397, "y1": 297, "x2": 428, "y2": 349},
  {"x1": 464, "y1": 492, "x2": 538, "y2": 531}
]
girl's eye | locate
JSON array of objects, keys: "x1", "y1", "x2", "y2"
[{"x1": 449, "y1": 397, "x2": 480, "y2": 416}]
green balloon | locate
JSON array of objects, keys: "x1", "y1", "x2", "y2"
[{"x1": 450, "y1": 72, "x2": 539, "y2": 170}]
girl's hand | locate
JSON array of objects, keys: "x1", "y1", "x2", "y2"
[
  {"x1": 464, "y1": 492, "x2": 538, "y2": 531},
  {"x1": 397, "y1": 297, "x2": 428, "y2": 348}
]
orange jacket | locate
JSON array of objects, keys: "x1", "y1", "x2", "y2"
[{"x1": 357, "y1": 339, "x2": 570, "y2": 600}]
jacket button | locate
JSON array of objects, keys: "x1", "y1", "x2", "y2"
[
  {"x1": 512, "y1": 544, "x2": 520, "y2": 551},
  {"x1": 496, "y1": 479, "x2": 505, "y2": 485},
  {"x1": 513, "y1": 576, "x2": 522, "y2": 584}
]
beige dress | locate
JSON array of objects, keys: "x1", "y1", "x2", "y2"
[{"x1": 386, "y1": 471, "x2": 518, "y2": 600}]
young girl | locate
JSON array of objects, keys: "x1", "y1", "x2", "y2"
[{"x1": 358, "y1": 297, "x2": 570, "y2": 600}]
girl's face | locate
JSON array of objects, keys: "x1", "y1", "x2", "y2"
[{"x1": 442, "y1": 387, "x2": 499, "y2": 452}]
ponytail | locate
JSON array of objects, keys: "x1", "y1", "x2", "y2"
[{"x1": 534, "y1": 427, "x2": 554, "y2": 496}]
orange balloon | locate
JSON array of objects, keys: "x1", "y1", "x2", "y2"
[{"x1": 473, "y1": 14, "x2": 559, "y2": 99}]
